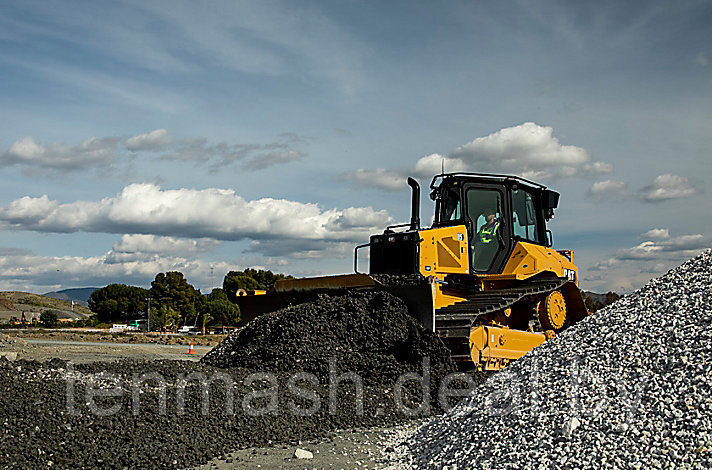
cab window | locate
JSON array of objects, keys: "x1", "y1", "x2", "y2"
[
  {"x1": 512, "y1": 188, "x2": 542, "y2": 244},
  {"x1": 466, "y1": 188, "x2": 503, "y2": 272},
  {"x1": 439, "y1": 188, "x2": 461, "y2": 221}
]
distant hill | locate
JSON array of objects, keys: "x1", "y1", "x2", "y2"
[
  {"x1": 582, "y1": 291, "x2": 608, "y2": 304},
  {"x1": 43, "y1": 287, "x2": 99, "y2": 306},
  {"x1": 582, "y1": 290, "x2": 622, "y2": 312},
  {"x1": 0, "y1": 291, "x2": 92, "y2": 323}
]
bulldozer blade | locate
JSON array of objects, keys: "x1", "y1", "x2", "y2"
[
  {"x1": 236, "y1": 274, "x2": 437, "y2": 332},
  {"x1": 274, "y1": 273, "x2": 378, "y2": 292}
]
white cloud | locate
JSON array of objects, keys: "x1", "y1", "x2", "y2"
[
  {"x1": 584, "y1": 161, "x2": 614, "y2": 174},
  {"x1": 124, "y1": 129, "x2": 171, "y2": 151},
  {"x1": 449, "y1": 123, "x2": 590, "y2": 175},
  {"x1": 111, "y1": 234, "x2": 219, "y2": 257},
  {"x1": 1, "y1": 136, "x2": 120, "y2": 170},
  {"x1": 0, "y1": 184, "x2": 392, "y2": 245},
  {"x1": 587, "y1": 180, "x2": 627, "y2": 201},
  {"x1": 413, "y1": 153, "x2": 468, "y2": 178},
  {"x1": 640, "y1": 228, "x2": 669, "y2": 240},
  {"x1": 615, "y1": 241, "x2": 663, "y2": 260},
  {"x1": 342, "y1": 123, "x2": 604, "y2": 190},
  {"x1": 0, "y1": 248, "x2": 233, "y2": 293},
  {"x1": 639, "y1": 174, "x2": 698, "y2": 202},
  {"x1": 616, "y1": 232, "x2": 709, "y2": 260},
  {"x1": 696, "y1": 51, "x2": 709, "y2": 67},
  {"x1": 1, "y1": 130, "x2": 305, "y2": 174},
  {"x1": 582, "y1": 231, "x2": 711, "y2": 293}
]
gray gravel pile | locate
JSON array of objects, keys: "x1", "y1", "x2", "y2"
[
  {"x1": 397, "y1": 249, "x2": 712, "y2": 469},
  {"x1": 202, "y1": 289, "x2": 455, "y2": 386}
]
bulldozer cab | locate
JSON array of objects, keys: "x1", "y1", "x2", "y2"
[{"x1": 432, "y1": 173, "x2": 558, "y2": 274}]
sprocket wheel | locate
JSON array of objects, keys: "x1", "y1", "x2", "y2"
[{"x1": 538, "y1": 290, "x2": 567, "y2": 331}]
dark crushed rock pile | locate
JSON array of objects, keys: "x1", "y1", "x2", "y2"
[
  {"x1": 371, "y1": 273, "x2": 430, "y2": 286},
  {"x1": 395, "y1": 249, "x2": 712, "y2": 469},
  {"x1": 1, "y1": 290, "x2": 460, "y2": 469},
  {"x1": 0, "y1": 357, "x2": 427, "y2": 470},
  {"x1": 201, "y1": 290, "x2": 455, "y2": 385}
]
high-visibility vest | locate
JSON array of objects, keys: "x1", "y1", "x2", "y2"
[{"x1": 479, "y1": 221, "x2": 499, "y2": 243}]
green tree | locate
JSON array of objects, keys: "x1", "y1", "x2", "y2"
[
  {"x1": 202, "y1": 293, "x2": 240, "y2": 327},
  {"x1": 149, "y1": 305, "x2": 180, "y2": 331},
  {"x1": 150, "y1": 271, "x2": 204, "y2": 326},
  {"x1": 89, "y1": 284, "x2": 150, "y2": 323},
  {"x1": 222, "y1": 269, "x2": 293, "y2": 302},
  {"x1": 207, "y1": 287, "x2": 228, "y2": 302},
  {"x1": 40, "y1": 310, "x2": 59, "y2": 328}
]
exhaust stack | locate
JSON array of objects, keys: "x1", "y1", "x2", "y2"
[{"x1": 407, "y1": 177, "x2": 420, "y2": 231}]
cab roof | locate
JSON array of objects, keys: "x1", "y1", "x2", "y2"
[{"x1": 429, "y1": 172, "x2": 548, "y2": 192}]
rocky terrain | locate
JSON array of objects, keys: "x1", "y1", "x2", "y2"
[
  {"x1": 0, "y1": 289, "x2": 459, "y2": 469},
  {"x1": 395, "y1": 249, "x2": 712, "y2": 469}
]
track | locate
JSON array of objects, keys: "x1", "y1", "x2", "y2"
[{"x1": 434, "y1": 277, "x2": 568, "y2": 361}]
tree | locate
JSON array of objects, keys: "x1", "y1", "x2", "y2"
[
  {"x1": 150, "y1": 272, "x2": 204, "y2": 326},
  {"x1": 202, "y1": 298, "x2": 240, "y2": 327},
  {"x1": 222, "y1": 269, "x2": 293, "y2": 302},
  {"x1": 149, "y1": 305, "x2": 180, "y2": 331},
  {"x1": 89, "y1": 284, "x2": 150, "y2": 323},
  {"x1": 40, "y1": 310, "x2": 59, "y2": 328}
]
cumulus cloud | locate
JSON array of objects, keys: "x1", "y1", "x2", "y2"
[
  {"x1": 0, "y1": 184, "x2": 392, "y2": 245},
  {"x1": 124, "y1": 129, "x2": 171, "y2": 151},
  {"x1": 341, "y1": 123, "x2": 607, "y2": 190},
  {"x1": 1, "y1": 136, "x2": 120, "y2": 170},
  {"x1": 449, "y1": 123, "x2": 589, "y2": 175},
  {"x1": 616, "y1": 232, "x2": 709, "y2": 261},
  {"x1": 587, "y1": 180, "x2": 627, "y2": 201},
  {"x1": 106, "y1": 234, "x2": 219, "y2": 263},
  {"x1": 640, "y1": 228, "x2": 670, "y2": 240},
  {"x1": 0, "y1": 247, "x2": 233, "y2": 293},
  {"x1": 639, "y1": 174, "x2": 698, "y2": 202},
  {"x1": 583, "y1": 162, "x2": 613, "y2": 174},
  {"x1": 1, "y1": 129, "x2": 305, "y2": 173},
  {"x1": 582, "y1": 230, "x2": 711, "y2": 293}
]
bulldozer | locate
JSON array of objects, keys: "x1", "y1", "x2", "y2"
[{"x1": 237, "y1": 172, "x2": 587, "y2": 371}]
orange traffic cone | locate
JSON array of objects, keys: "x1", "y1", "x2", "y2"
[{"x1": 188, "y1": 341, "x2": 194, "y2": 355}]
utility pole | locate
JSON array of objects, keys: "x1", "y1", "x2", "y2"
[{"x1": 146, "y1": 297, "x2": 151, "y2": 332}]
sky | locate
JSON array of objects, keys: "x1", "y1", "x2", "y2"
[{"x1": 0, "y1": 0, "x2": 710, "y2": 295}]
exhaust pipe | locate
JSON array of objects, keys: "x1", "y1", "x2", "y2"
[{"x1": 407, "y1": 177, "x2": 420, "y2": 231}]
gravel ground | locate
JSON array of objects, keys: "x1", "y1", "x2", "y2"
[
  {"x1": 394, "y1": 249, "x2": 712, "y2": 469},
  {"x1": 191, "y1": 423, "x2": 423, "y2": 469},
  {"x1": 6, "y1": 330, "x2": 226, "y2": 346},
  {"x1": 0, "y1": 358, "x2": 428, "y2": 469}
]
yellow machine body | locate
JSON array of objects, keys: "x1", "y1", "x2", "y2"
[
  {"x1": 469, "y1": 326, "x2": 549, "y2": 371},
  {"x1": 410, "y1": 224, "x2": 583, "y2": 370}
]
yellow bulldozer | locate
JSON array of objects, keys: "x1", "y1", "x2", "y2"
[{"x1": 238, "y1": 173, "x2": 587, "y2": 371}]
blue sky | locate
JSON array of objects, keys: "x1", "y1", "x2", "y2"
[{"x1": 0, "y1": 0, "x2": 710, "y2": 294}]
